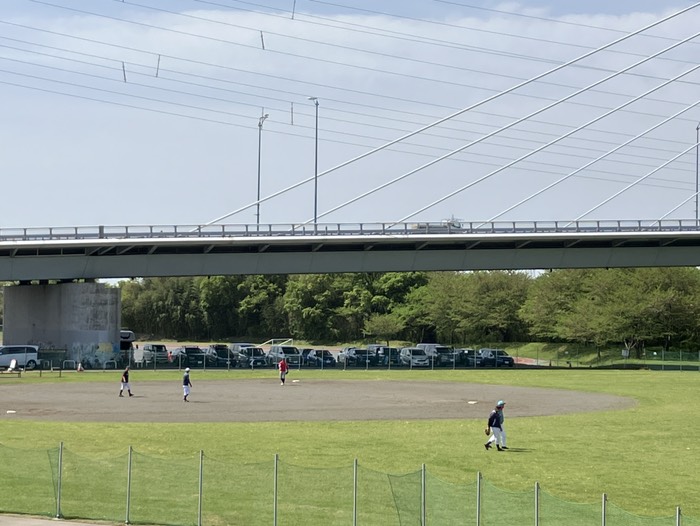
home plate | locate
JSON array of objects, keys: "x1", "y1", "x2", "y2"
[
  {"x1": 6, "y1": 410, "x2": 16, "y2": 414},
  {"x1": 467, "y1": 401, "x2": 478, "y2": 404},
  {"x1": 292, "y1": 379, "x2": 300, "y2": 383}
]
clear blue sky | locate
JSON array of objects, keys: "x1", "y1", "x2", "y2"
[{"x1": 1, "y1": 1, "x2": 698, "y2": 227}]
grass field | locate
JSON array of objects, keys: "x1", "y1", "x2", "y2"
[{"x1": 1, "y1": 367, "x2": 698, "y2": 522}]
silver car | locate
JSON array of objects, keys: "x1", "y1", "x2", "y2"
[
  {"x1": 400, "y1": 347, "x2": 429, "y2": 367},
  {"x1": 266, "y1": 345, "x2": 301, "y2": 366}
]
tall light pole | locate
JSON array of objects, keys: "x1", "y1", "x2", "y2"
[
  {"x1": 256, "y1": 113, "x2": 269, "y2": 228},
  {"x1": 308, "y1": 97, "x2": 319, "y2": 230},
  {"x1": 696, "y1": 122, "x2": 699, "y2": 225}
]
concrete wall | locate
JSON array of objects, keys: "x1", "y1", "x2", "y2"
[{"x1": 2, "y1": 282, "x2": 121, "y2": 366}]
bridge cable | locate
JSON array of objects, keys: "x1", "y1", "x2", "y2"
[
  {"x1": 483, "y1": 97, "x2": 700, "y2": 224},
  {"x1": 308, "y1": 24, "x2": 700, "y2": 225},
  {"x1": 203, "y1": 1, "x2": 700, "y2": 225},
  {"x1": 567, "y1": 142, "x2": 700, "y2": 226}
]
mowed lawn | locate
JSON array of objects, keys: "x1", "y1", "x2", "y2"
[{"x1": 0, "y1": 368, "x2": 698, "y2": 519}]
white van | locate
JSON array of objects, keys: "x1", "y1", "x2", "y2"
[{"x1": 0, "y1": 345, "x2": 39, "y2": 370}]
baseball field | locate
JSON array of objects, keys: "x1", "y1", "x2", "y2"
[{"x1": 0, "y1": 367, "x2": 696, "y2": 524}]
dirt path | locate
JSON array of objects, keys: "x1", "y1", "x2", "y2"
[{"x1": 0, "y1": 379, "x2": 634, "y2": 422}]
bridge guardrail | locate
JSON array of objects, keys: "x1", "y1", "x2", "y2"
[{"x1": 1, "y1": 219, "x2": 700, "y2": 242}]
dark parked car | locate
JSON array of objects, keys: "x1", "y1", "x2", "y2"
[
  {"x1": 300, "y1": 348, "x2": 315, "y2": 366},
  {"x1": 307, "y1": 349, "x2": 336, "y2": 367},
  {"x1": 351, "y1": 348, "x2": 378, "y2": 367},
  {"x1": 375, "y1": 346, "x2": 401, "y2": 366},
  {"x1": 207, "y1": 344, "x2": 236, "y2": 367},
  {"x1": 478, "y1": 348, "x2": 515, "y2": 367},
  {"x1": 431, "y1": 346, "x2": 458, "y2": 366},
  {"x1": 237, "y1": 347, "x2": 267, "y2": 368},
  {"x1": 456, "y1": 348, "x2": 481, "y2": 367},
  {"x1": 172, "y1": 346, "x2": 217, "y2": 368}
]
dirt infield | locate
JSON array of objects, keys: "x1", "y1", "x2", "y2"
[{"x1": 0, "y1": 379, "x2": 634, "y2": 422}]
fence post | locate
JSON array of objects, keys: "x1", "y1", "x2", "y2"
[
  {"x1": 601, "y1": 493, "x2": 607, "y2": 526},
  {"x1": 677, "y1": 506, "x2": 681, "y2": 526},
  {"x1": 476, "y1": 471, "x2": 482, "y2": 526},
  {"x1": 421, "y1": 463, "x2": 426, "y2": 526},
  {"x1": 535, "y1": 481, "x2": 539, "y2": 526},
  {"x1": 198, "y1": 450, "x2": 204, "y2": 526},
  {"x1": 273, "y1": 453, "x2": 279, "y2": 526},
  {"x1": 353, "y1": 458, "x2": 358, "y2": 526},
  {"x1": 55, "y1": 441, "x2": 63, "y2": 519},
  {"x1": 125, "y1": 446, "x2": 133, "y2": 524}
]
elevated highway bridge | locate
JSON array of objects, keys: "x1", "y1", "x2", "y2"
[{"x1": 2, "y1": 219, "x2": 700, "y2": 282}]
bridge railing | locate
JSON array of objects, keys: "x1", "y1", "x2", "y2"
[{"x1": 1, "y1": 219, "x2": 699, "y2": 242}]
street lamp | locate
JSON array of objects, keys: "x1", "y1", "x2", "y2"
[
  {"x1": 308, "y1": 97, "x2": 319, "y2": 230},
  {"x1": 696, "y1": 122, "x2": 699, "y2": 225},
  {"x1": 256, "y1": 113, "x2": 269, "y2": 227}
]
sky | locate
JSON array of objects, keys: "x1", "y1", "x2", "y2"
[{"x1": 2, "y1": 0, "x2": 699, "y2": 229}]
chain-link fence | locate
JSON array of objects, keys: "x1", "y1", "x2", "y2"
[{"x1": 0, "y1": 444, "x2": 692, "y2": 525}]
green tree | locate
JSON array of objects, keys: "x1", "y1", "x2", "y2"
[
  {"x1": 198, "y1": 276, "x2": 243, "y2": 339},
  {"x1": 519, "y1": 269, "x2": 595, "y2": 341},
  {"x1": 284, "y1": 274, "x2": 350, "y2": 341},
  {"x1": 237, "y1": 275, "x2": 288, "y2": 338},
  {"x1": 363, "y1": 312, "x2": 405, "y2": 345},
  {"x1": 460, "y1": 271, "x2": 531, "y2": 342}
]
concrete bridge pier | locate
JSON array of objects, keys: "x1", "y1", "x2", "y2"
[{"x1": 2, "y1": 282, "x2": 121, "y2": 368}]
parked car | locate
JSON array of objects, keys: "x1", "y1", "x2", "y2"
[
  {"x1": 266, "y1": 345, "x2": 302, "y2": 366},
  {"x1": 137, "y1": 343, "x2": 169, "y2": 366},
  {"x1": 307, "y1": 349, "x2": 336, "y2": 367},
  {"x1": 431, "y1": 346, "x2": 458, "y2": 366},
  {"x1": 416, "y1": 343, "x2": 442, "y2": 355},
  {"x1": 456, "y1": 348, "x2": 481, "y2": 367},
  {"x1": 338, "y1": 347, "x2": 358, "y2": 365},
  {"x1": 375, "y1": 346, "x2": 401, "y2": 366},
  {"x1": 0, "y1": 345, "x2": 38, "y2": 370},
  {"x1": 400, "y1": 347, "x2": 430, "y2": 367},
  {"x1": 237, "y1": 346, "x2": 267, "y2": 368},
  {"x1": 477, "y1": 348, "x2": 515, "y2": 367},
  {"x1": 207, "y1": 344, "x2": 236, "y2": 367},
  {"x1": 299, "y1": 348, "x2": 315, "y2": 366},
  {"x1": 351, "y1": 348, "x2": 378, "y2": 367},
  {"x1": 172, "y1": 346, "x2": 216, "y2": 368},
  {"x1": 230, "y1": 343, "x2": 256, "y2": 353}
]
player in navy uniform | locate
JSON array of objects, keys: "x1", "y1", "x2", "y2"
[
  {"x1": 119, "y1": 366, "x2": 133, "y2": 397},
  {"x1": 183, "y1": 367, "x2": 193, "y2": 402},
  {"x1": 485, "y1": 400, "x2": 507, "y2": 451}
]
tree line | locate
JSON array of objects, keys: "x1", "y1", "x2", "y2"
[{"x1": 119, "y1": 268, "x2": 700, "y2": 353}]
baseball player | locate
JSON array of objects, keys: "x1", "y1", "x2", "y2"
[
  {"x1": 484, "y1": 400, "x2": 507, "y2": 451},
  {"x1": 278, "y1": 357, "x2": 289, "y2": 386},
  {"x1": 119, "y1": 366, "x2": 133, "y2": 397},
  {"x1": 183, "y1": 367, "x2": 193, "y2": 402}
]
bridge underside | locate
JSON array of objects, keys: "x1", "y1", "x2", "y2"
[{"x1": 1, "y1": 232, "x2": 700, "y2": 280}]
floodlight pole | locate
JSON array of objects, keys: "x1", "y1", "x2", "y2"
[
  {"x1": 256, "y1": 113, "x2": 269, "y2": 228},
  {"x1": 308, "y1": 97, "x2": 319, "y2": 233},
  {"x1": 696, "y1": 122, "x2": 699, "y2": 225}
]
